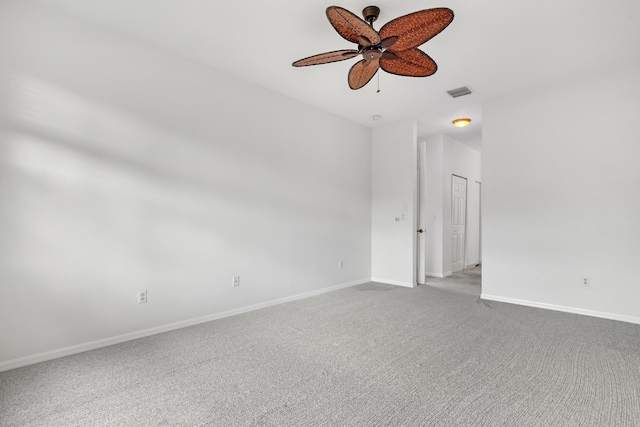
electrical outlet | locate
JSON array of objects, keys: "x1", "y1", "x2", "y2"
[
  {"x1": 582, "y1": 276, "x2": 590, "y2": 287},
  {"x1": 138, "y1": 290, "x2": 147, "y2": 304},
  {"x1": 232, "y1": 276, "x2": 240, "y2": 287},
  {"x1": 338, "y1": 260, "x2": 343, "y2": 269}
]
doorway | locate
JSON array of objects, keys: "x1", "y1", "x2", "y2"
[{"x1": 415, "y1": 140, "x2": 481, "y2": 283}]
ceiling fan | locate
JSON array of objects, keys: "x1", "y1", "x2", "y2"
[{"x1": 292, "y1": 6, "x2": 454, "y2": 90}]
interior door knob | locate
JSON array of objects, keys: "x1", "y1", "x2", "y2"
[{"x1": 417, "y1": 229, "x2": 425, "y2": 233}]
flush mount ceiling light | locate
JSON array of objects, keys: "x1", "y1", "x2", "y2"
[{"x1": 452, "y1": 118, "x2": 471, "y2": 128}]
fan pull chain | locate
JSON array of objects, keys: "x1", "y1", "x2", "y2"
[{"x1": 377, "y1": 72, "x2": 380, "y2": 93}]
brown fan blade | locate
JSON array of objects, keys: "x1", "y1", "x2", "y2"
[
  {"x1": 379, "y1": 48, "x2": 437, "y2": 77},
  {"x1": 348, "y1": 58, "x2": 379, "y2": 90},
  {"x1": 326, "y1": 6, "x2": 380, "y2": 46},
  {"x1": 358, "y1": 35, "x2": 372, "y2": 47},
  {"x1": 381, "y1": 51, "x2": 397, "y2": 60},
  {"x1": 292, "y1": 49, "x2": 359, "y2": 67},
  {"x1": 380, "y1": 36, "x2": 398, "y2": 49},
  {"x1": 379, "y1": 8, "x2": 454, "y2": 52}
]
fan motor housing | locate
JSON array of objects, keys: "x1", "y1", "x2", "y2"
[{"x1": 363, "y1": 47, "x2": 382, "y2": 61}]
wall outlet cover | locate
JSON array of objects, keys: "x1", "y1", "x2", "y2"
[{"x1": 138, "y1": 291, "x2": 147, "y2": 304}]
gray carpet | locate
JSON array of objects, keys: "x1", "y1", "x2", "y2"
[
  {"x1": 424, "y1": 266, "x2": 482, "y2": 296},
  {"x1": 2, "y1": 270, "x2": 640, "y2": 426}
]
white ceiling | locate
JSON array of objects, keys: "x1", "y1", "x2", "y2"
[{"x1": 35, "y1": 0, "x2": 640, "y2": 151}]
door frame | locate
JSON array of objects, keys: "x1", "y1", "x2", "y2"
[{"x1": 416, "y1": 141, "x2": 427, "y2": 284}]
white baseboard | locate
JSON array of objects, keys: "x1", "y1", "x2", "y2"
[
  {"x1": 0, "y1": 278, "x2": 370, "y2": 373},
  {"x1": 425, "y1": 271, "x2": 453, "y2": 278},
  {"x1": 371, "y1": 277, "x2": 415, "y2": 288},
  {"x1": 481, "y1": 294, "x2": 640, "y2": 326},
  {"x1": 425, "y1": 272, "x2": 444, "y2": 278}
]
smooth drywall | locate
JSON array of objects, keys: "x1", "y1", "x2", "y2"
[
  {"x1": 371, "y1": 120, "x2": 417, "y2": 287},
  {"x1": 482, "y1": 64, "x2": 640, "y2": 323},
  {"x1": 0, "y1": 2, "x2": 372, "y2": 368},
  {"x1": 422, "y1": 134, "x2": 481, "y2": 278}
]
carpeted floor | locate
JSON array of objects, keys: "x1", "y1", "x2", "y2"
[
  {"x1": 424, "y1": 266, "x2": 482, "y2": 296},
  {"x1": 2, "y1": 269, "x2": 640, "y2": 426}
]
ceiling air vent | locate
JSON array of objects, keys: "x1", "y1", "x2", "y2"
[{"x1": 447, "y1": 86, "x2": 473, "y2": 98}]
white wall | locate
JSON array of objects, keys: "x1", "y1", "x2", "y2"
[
  {"x1": 482, "y1": 64, "x2": 640, "y2": 324},
  {"x1": 371, "y1": 120, "x2": 417, "y2": 287},
  {"x1": 422, "y1": 134, "x2": 481, "y2": 278},
  {"x1": 0, "y1": 2, "x2": 372, "y2": 369}
]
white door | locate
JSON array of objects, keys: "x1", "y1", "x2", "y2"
[{"x1": 451, "y1": 175, "x2": 467, "y2": 273}]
